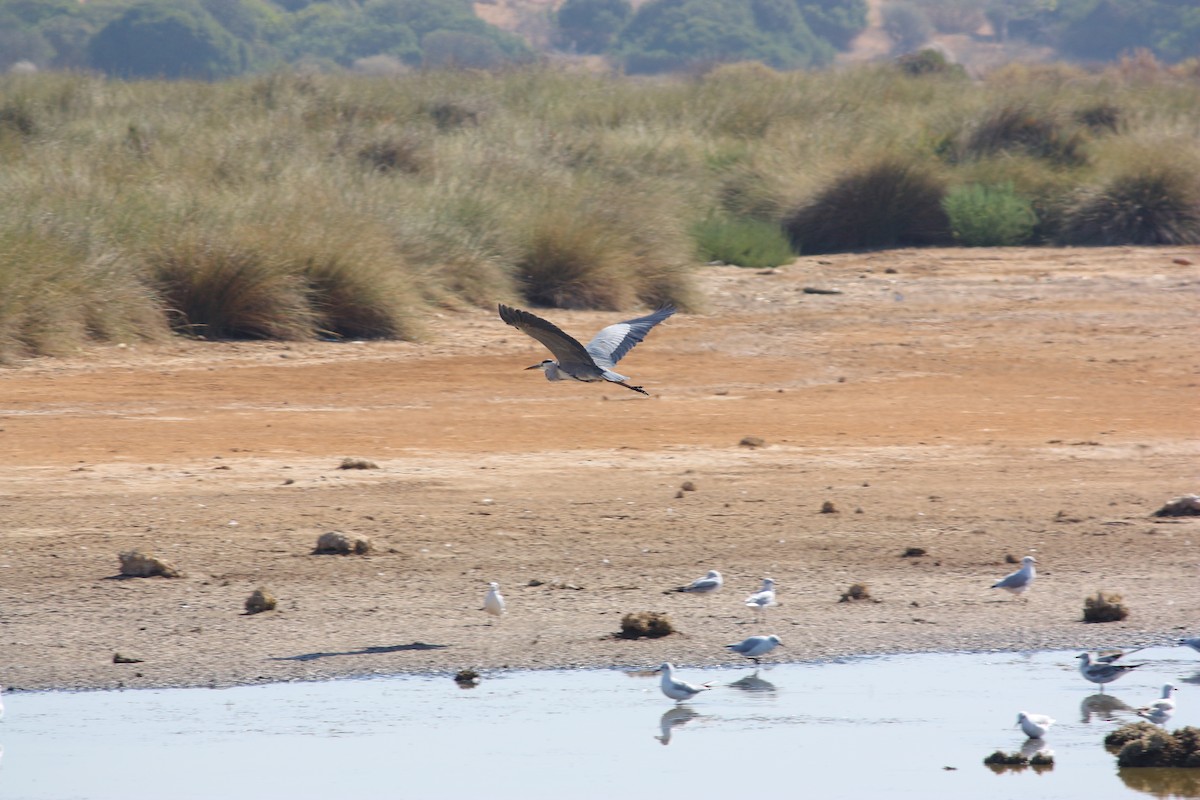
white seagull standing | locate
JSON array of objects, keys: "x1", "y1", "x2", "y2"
[
  {"x1": 482, "y1": 582, "x2": 505, "y2": 621},
  {"x1": 1017, "y1": 711, "x2": 1055, "y2": 739},
  {"x1": 498, "y1": 303, "x2": 676, "y2": 396},
  {"x1": 726, "y1": 634, "x2": 784, "y2": 664},
  {"x1": 745, "y1": 578, "x2": 778, "y2": 619},
  {"x1": 656, "y1": 663, "x2": 713, "y2": 703},
  {"x1": 1076, "y1": 652, "x2": 1142, "y2": 690},
  {"x1": 1135, "y1": 684, "x2": 1178, "y2": 726},
  {"x1": 991, "y1": 555, "x2": 1036, "y2": 598},
  {"x1": 667, "y1": 570, "x2": 723, "y2": 595}
]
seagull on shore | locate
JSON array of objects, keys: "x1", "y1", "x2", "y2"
[
  {"x1": 1017, "y1": 711, "x2": 1055, "y2": 739},
  {"x1": 1135, "y1": 684, "x2": 1178, "y2": 726},
  {"x1": 727, "y1": 634, "x2": 784, "y2": 664},
  {"x1": 1094, "y1": 645, "x2": 1147, "y2": 664},
  {"x1": 1178, "y1": 637, "x2": 1200, "y2": 654},
  {"x1": 666, "y1": 570, "x2": 723, "y2": 595},
  {"x1": 482, "y1": 582, "x2": 505, "y2": 621},
  {"x1": 656, "y1": 663, "x2": 714, "y2": 703},
  {"x1": 991, "y1": 556, "x2": 1036, "y2": 598},
  {"x1": 1076, "y1": 651, "x2": 1142, "y2": 690},
  {"x1": 745, "y1": 578, "x2": 778, "y2": 618}
]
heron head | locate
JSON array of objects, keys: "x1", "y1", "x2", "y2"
[{"x1": 525, "y1": 360, "x2": 554, "y2": 372}]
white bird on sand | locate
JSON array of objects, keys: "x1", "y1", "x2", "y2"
[
  {"x1": 1017, "y1": 711, "x2": 1055, "y2": 739},
  {"x1": 745, "y1": 578, "x2": 778, "y2": 617},
  {"x1": 657, "y1": 663, "x2": 713, "y2": 703},
  {"x1": 726, "y1": 634, "x2": 784, "y2": 664},
  {"x1": 991, "y1": 556, "x2": 1036, "y2": 597},
  {"x1": 1178, "y1": 637, "x2": 1200, "y2": 654},
  {"x1": 482, "y1": 582, "x2": 505, "y2": 620},
  {"x1": 667, "y1": 569, "x2": 723, "y2": 595},
  {"x1": 1136, "y1": 684, "x2": 1178, "y2": 725},
  {"x1": 1076, "y1": 652, "x2": 1142, "y2": 689}
]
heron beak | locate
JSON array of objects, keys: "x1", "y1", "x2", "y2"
[{"x1": 524, "y1": 363, "x2": 542, "y2": 371}]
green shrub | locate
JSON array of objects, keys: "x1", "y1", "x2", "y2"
[
  {"x1": 782, "y1": 157, "x2": 953, "y2": 254},
  {"x1": 694, "y1": 215, "x2": 794, "y2": 267},
  {"x1": 1060, "y1": 164, "x2": 1200, "y2": 245},
  {"x1": 942, "y1": 183, "x2": 1037, "y2": 246},
  {"x1": 895, "y1": 48, "x2": 966, "y2": 77}
]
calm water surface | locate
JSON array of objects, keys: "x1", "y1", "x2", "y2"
[{"x1": 3, "y1": 648, "x2": 1200, "y2": 799}]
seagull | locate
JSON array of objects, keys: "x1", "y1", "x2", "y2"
[
  {"x1": 745, "y1": 578, "x2": 777, "y2": 618},
  {"x1": 991, "y1": 555, "x2": 1036, "y2": 598},
  {"x1": 1094, "y1": 645, "x2": 1147, "y2": 664},
  {"x1": 656, "y1": 662, "x2": 713, "y2": 703},
  {"x1": 666, "y1": 570, "x2": 723, "y2": 595},
  {"x1": 1179, "y1": 637, "x2": 1200, "y2": 654},
  {"x1": 498, "y1": 303, "x2": 675, "y2": 396},
  {"x1": 1017, "y1": 711, "x2": 1055, "y2": 739},
  {"x1": 1076, "y1": 651, "x2": 1142, "y2": 690},
  {"x1": 482, "y1": 582, "x2": 505, "y2": 621},
  {"x1": 727, "y1": 634, "x2": 784, "y2": 664},
  {"x1": 1135, "y1": 684, "x2": 1177, "y2": 725}
]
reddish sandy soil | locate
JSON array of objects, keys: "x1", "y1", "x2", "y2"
[{"x1": 1, "y1": 246, "x2": 1198, "y2": 692}]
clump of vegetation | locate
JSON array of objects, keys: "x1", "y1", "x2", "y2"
[
  {"x1": 783, "y1": 158, "x2": 953, "y2": 254},
  {"x1": 1083, "y1": 591, "x2": 1129, "y2": 623},
  {"x1": 1106, "y1": 723, "x2": 1200, "y2": 768},
  {"x1": 956, "y1": 103, "x2": 1088, "y2": 167},
  {"x1": 839, "y1": 583, "x2": 872, "y2": 602},
  {"x1": 245, "y1": 588, "x2": 277, "y2": 615},
  {"x1": 943, "y1": 183, "x2": 1038, "y2": 246},
  {"x1": 454, "y1": 668, "x2": 481, "y2": 687},
  {"x1": 339, "y1": 458, "x2": 379, "y2": 470},
  {"x1": 1059, "y1": 159, "x2": 1200, "y2": 245},
  {"x1": 312, "y1": 531, "x2": 372, "y2": 556},
  {"x1": 895, "y1": 48, "x2": 966, "y2": 77},
  {"x1": 693, "y1": 216, "x2": 794, "y2": 268},
  {"x1": 618, "y1": 611, "x2": 675, "y2": 639},
  {"x1": 118, "y1": 550, "x2": 181, "y2": 579},
  {"x1": 983, "y1": 750, "x2": 1054, "y2": 771}
]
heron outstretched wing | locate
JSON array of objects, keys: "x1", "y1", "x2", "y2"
[
  {"x1": 498, "y1": 304, "x2": 596, "y2": 370},
  {"x1": 585, "y1": 305, "x2": 676, "y2": 369}
]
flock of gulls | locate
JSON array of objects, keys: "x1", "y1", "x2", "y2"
[{"x1": 493, "y1": 304, "x2": 1197, "y2": 746}]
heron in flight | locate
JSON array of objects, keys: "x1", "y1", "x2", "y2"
[{"x1": 497, "y1": 303, "x2": 675, "y2": 396}]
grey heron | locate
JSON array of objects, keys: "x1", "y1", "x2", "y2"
[{"x1": 497, "y1": 303, "x2": 675, "y2": 396}]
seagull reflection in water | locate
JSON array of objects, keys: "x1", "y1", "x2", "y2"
[
  {"x1": 655, "y1": 705, "x2": 700, "y2": 745},
  {"x1": 1080, "y1": 692, "x2": 1131, "y2": 723},
  {"x1": 728, "y1": 671, "x2": 778, "y2": 696}
]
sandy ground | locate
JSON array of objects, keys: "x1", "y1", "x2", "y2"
[{"x1": 1, "y1": 246, "x2": 1198, "y2": 692}]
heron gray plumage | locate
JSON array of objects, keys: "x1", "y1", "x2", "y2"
[{"x1": 497, "y1": 303, "x2": 675, "y2": 396}]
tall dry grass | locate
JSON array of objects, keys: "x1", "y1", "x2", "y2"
[{"x1": 1, "y1": 62, "x2": 1198, "y2": 361}]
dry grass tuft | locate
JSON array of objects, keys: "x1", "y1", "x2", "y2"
[
  {"x1": 313, "y1": 531, "x2": 372, "y2": 555},
  {"x1": 245, "y1": 588, "x2": 277, "y2": 614},
  {"x1": 617, "y1": 611, "x2": 675, "y2": 639},
  {"x1": 118, "y1": 550, "x2": 181, "y2": 578},
  {"x1": 1083, "y1": 591, "x2": 1129, "y2": 623},
  {"x1": 338, "y1": 458, "x2": 379, "y2": 470},
  {"x1": 839, "y1": 583, "x2": 872, "y2": 602}
]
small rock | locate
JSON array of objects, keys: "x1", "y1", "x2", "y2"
[
  {"x1": 454, "y1": 668, "x2": 481, "y2": 687},
  {"x1": 839, "y1": 583, "x2": 872, "y2": 602},
  {"x1": 681, "y1": 481, "x2": 696, "y2": 492},
  {"x1": 312, "y1": 530, "x2": 372, "y2": 555},
  {"x1": 118, "y1": 550, "x2": 181, "y2": 578},
  {"x1": 739, "y1": 436, "x2": 766, "y2": 449},
  {"x1": 902, "y1": 547, "x2": 927, "y2": 558},
  {"x1": 820, "y1": 500, "x2": 838, "y2": 514},
  {"x1": 802, "y1": 286, "x2": 843, "y2": 295},
  {"x1": 113, "y1": 653, "x2": 144, "y2": 664}
]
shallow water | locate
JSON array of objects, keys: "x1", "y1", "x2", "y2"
[{"x1": 3, "y1": 648, "x2": 1200, "y2": 799}]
